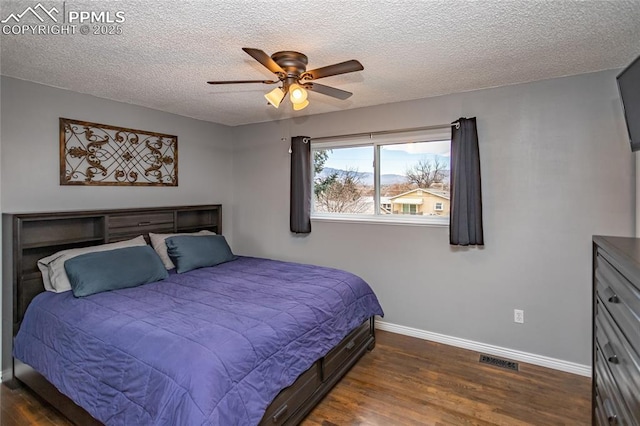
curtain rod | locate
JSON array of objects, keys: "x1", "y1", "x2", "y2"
[{"x1": 306, "y1": 122, "x2": 459, "y2": 143}]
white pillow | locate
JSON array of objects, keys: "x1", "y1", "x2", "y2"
[
  {"x1": 149, "y1": 230, "x2": 215, "y2": 269},
  {"x1": 37, "y1": 235, "x2": 147, "y2": 293}
]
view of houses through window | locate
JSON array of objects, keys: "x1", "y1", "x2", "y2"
[{"x1": 312, "y1": 135, "x2": 451, "y2": 222}]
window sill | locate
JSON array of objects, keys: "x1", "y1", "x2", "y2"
[{"x1": 311, "y1": 214, "x2": 449, "y2": 227}]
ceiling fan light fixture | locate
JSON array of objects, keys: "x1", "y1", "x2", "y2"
[
  {"x1": 289, "y1": 83, "x2": 308, "y2": 104},
  {"x1": 292, "y1": 99, "x2": 309, "y2": 111},
  {"x1": 265, "y1": 87, "x2": 285, "y2": 108},
  {"x1": 209, "y1": 48, "x2": 363, "y2": 112}
]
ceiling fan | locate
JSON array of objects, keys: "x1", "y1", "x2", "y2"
[{"x1": 207, "y1": 48, "x2": 364, "y2": 110}]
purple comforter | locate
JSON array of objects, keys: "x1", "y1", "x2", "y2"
[{"x1": 13, "y1": 257, "x2": 383, "y2": 425}]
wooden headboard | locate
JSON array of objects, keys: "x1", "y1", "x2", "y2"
[{"x1": 1, "y1": 204, "x2": 221, "y2": 379}]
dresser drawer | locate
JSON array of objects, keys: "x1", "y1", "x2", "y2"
[
  {"x1": 595, "y1": 303, "x2": 640, "y2": 424},
  {"x1": 594, "y1": 344, "x2": 634, "y2": 425},
  {"x1": 107, "y1": 212, "x2": 175, "y2": 237},
  {"x1": 259, "y1": 361, "x2": 321, "y2": 426},
  {"x1": 322, "y1": 321, "x2": 371, "y2": 381},
  {"x1": 594, "y1": 389, "x2": 612, "y2": 426},
  {"x1": 596, "y1": 251, "x2": 640, "y2": 349}
]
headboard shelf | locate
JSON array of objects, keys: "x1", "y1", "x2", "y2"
[
  {"x1": 177, "y1": 209, "x2": 219, "y2": 229},
  {"x1": 20, "y1": 216, "x2": 106, "y2": 245},
  {"x1": 177, "y1": 225, "x2": 217, "y2": 233},
  {"x1": 22, "y1": 236, "x2": 106, "y2": 250},
  {"x1": 21, "y1": 272, "x2": 42, "y2": 280},
  {"x1": 1, "y1": 204, "x2": 221, "y2": 382}
]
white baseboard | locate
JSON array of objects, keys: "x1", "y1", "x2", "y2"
[{"x1": 376, "y1": 321, "x2": 591, "y2": 377}]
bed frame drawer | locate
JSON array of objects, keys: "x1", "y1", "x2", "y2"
[
  {"x1": 322, "y1": 321, "x2": 371, "y2": 381},
  {"x1": 259, "y1": 361, "x2": 321, "y2": 426}
]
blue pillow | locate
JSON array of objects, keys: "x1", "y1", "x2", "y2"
[
  {"x1": 166, "y1": 235, "x2": 236, "y2": 273},
  {"x1": 64, "y1": 246, "x2": 168, "y2": 297}
]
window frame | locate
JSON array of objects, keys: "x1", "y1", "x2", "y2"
[{"x1": 310, "y1": 127, "x2": 451, "y2": 226}]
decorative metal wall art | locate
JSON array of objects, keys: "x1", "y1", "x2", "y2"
[{"x1": 60, "y1": 118, "x2": 178, "y2": 186}]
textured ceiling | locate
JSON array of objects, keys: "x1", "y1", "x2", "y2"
[{"x1": 1, "y1": 0, "x2": 639, "y2": 126}]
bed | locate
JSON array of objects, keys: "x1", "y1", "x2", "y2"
[{"x1": 1, "y1": 205, "x2": 383, "y2": 425}]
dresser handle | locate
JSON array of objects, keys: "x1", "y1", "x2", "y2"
[
  {"x1": 603, "y1": 399, "x2": 618, "y2": 425},
  {"x1": 603, "y1": 342, "x2": 618, "y2": 364},
  {"x1": 604, "y1": 287, "x2": 619, "y2": 304},
  {"x1": 345, "y1": 340, "x2": 356, "y2": 351},
  {"x1": 137, "y1": 221, "x2": 152, "y2": 226}
]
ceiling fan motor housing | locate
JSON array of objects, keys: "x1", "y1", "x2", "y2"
[{"x1": 270, "y1": 51, "x2": 309, "y2": 78}]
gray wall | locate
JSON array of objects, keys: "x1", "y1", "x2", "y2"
[
  {"x1": 0, "y1": 77, "x2": 235, "y2": 378},
  {"x1": 231, "y1": 70, "x2": 634, "y2": 365},
  {"x1": 1, "y1": 77, "x2": 234, "y2": 215},
  {"x1": 0, "y1": 70, "x2": 633, "y2": 371},
  {"x1": 0, "y1": 77, "x2": 3, "y2": 378}
]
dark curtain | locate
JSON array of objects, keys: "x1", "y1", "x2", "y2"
[
  {"x1": 450, "y1": 117, "x2": 484, "y2": 246},
  {"x1": 290, "y1": 136, "x2": 312, "y2": 234}
]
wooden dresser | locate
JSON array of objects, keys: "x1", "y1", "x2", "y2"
[{"x1": 592, "y1": 236, "x2": 640, "y2": 425}]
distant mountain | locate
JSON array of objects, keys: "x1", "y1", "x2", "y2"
[
  {"x1": 317, "y1": 167, "x2": 450, "y2": 186},
  {"x1": 317, "y1": 168, "x2": 426, "y2": 186},
  {"x1": 381, "y1": 174, "x2": 408, "y2": 185}
]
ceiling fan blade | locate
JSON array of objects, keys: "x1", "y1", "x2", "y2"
[
  {"x1": 301, "y1": 60, "x2": 363, "y2": 81},
  {"x1": 242, "y1": 48, "x2": 286, "y2": 75},
  {"x1": 207, "y1": 80, "x2": 277, "y2": 85},
  {"x1": 305, "y1": 83, "x2": 353, "y2": 100}
]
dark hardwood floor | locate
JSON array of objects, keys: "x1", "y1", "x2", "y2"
[
  {"x1": 304, "y1": 331, "x2": 591, "y2": 425},
  {"x1": 1, "y1": 331, "x2": 591, "y2": 425}
]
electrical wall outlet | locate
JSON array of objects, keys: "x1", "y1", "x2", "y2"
[{"x1": 514, "y1": 309, "x2": 524, "y2": 324}]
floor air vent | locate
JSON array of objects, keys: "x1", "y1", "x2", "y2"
[{"x1": 479, "y1": 354, "x2": 519, "y2": 371}]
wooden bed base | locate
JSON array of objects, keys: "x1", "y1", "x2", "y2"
[
  {"x1": 11, "y1": 317, "x2": 375, "y2": 426},
  {"x1": 1, "y1": 205, "x2": 376, "y2": 425}
]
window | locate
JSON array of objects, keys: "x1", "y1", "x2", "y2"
[
  {"x1": 312, "y1": 128, "x2": 451, "y2": 224},
  {"x1": 401, "y1": 204, "x2": 418, "y2": 215},
  {"x1": 313, "y1": 146, "x2": 373, "y2": 214}
]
